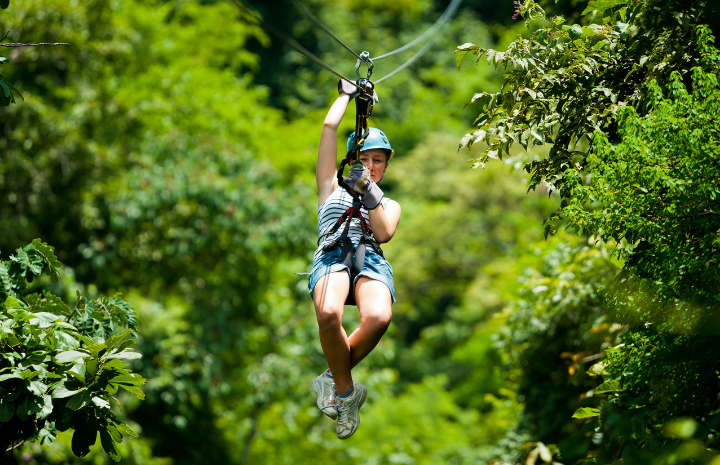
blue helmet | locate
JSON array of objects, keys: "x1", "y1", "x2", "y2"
[{"x1": 346, "y1": 127, "x2": 393, "y2": 156}]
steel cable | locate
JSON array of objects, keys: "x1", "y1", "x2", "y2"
[
  {"x1": 372, "y1": 0, "x2": 462, "y2": 61},
  {"x1": 374, "y1": 0, "x2": 462, "y2": 83},
  {"x1": 230, "y1": 0, "x2": 354, "y2": 82},
  {"x1": 289, "y1": 0, "x2": 362, "y2": 61}
]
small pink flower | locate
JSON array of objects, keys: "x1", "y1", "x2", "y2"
[{"x1": 513, "y1": 0, "x2": 523, "y2": 20}]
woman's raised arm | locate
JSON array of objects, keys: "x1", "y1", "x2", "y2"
[{"x1": 317, "y1": 81, "x2": 356, "y2": 207}]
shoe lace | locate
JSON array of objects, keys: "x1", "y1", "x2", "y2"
[{"x1": 337, "y1": 401, "x2": 349, "y2": 423}]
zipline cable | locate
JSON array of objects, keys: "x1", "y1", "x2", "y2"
[
  {"x1": 230, "y1": 0, "x2": 354, "y2": 82},
  {"x1": 374, "y1": 0, "x2": 462, "y2": 83},
  {"x1": 375, "y1": 38, "x2": 434, "y2": 83},
  {"x1": 372, "y1": 0, "x2": 462, "y2": 61},
  {"x1": 289, "y1": 0, "x2": 362, "y2": 61}
]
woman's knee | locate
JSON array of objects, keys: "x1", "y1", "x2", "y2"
[
  {"x1": 315, "y1": 304, "x2": 343, "y2": 329},
  {"x1": 362, "y1": 308, "x2": 392, "y2": 331}
]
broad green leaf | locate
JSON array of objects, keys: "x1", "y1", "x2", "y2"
[
  {"x1": 106, "y1": 424, "x2": 123, "y2": 443},
  {"x1": 99, "y1": 429, "x2": 121, "y2": 461},
  {"x1": 29, "y1": 312, "x2": 63, "y2": 329},
  {"x1": 0, "y1": 79, "x2": 10, "y2": 98},
  {"x1": 587, "y1": 361, "x2": 608, "y2": 376},
  {"x1": 67, "y1": 389, "x2": 91, "y2": 410},
  {"x1": 55, "y1": 350, "x2": 91, "y2": 364},
  {"x1": 52, "y1": 383, "x2": 85, "y2": 399},
  {"x1": 115, "y1": 422, "x2": 138, "y2": 438},
  {"x1": 92, "y1": 395, "x2": 111, "y2": 409},
  {"x1": 5, "y1": 296, "x2": 27, "y2": 311},
  {"x1": 573, "y1": 407, "x2": 601, "y2": 419},
  {"x1": 456, "y1": 50, "x2": 470, "y2": 69},
  {"x1": 104, "y1": 329, "x2": 132, "y2": 351},
  {"x1": 109, "y1": 374, "x2": 146, "y2": 386},
  {"x1": 456, "y1": 42, "x2": 479, "y2": 51},
  {"x1": 72, "y1": 422, "x2": 98, "y2": 457},
  {"x1": 31, "y1": 239, "x2": 61, "y2": 279},
  {"x1": 0, "y1": 372, "x2": 22, "y2": 382},
  {"x1": 38, "y1": 394, "x2": 53, "y2": 420},
  {"x1": 20, "y1": 369, "x2": 40, "y2": 380},
  {"x1": 118, "y1": 384, "x2": 145, "y2": 400},
  {"x1": 582, "y1": 0, "x2": 628, "y2": 15},
  {"x1": 0, "y1": 262, "x2": 13, "y2": 295},
  {"x1": 595, "y1": 379, "x2": 623, "y2": 394},
  {"x1": 0, "y1": 399, "x2": 14, "y2": 421},
  {"x1": 25, "y1": 380, "x2": 47, "y2": 396}
]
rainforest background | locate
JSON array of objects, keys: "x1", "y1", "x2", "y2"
[{"x1": 1, "y1": 0, "x2": 719, "y2": 463}]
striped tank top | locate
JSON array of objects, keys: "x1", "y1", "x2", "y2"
[{"x1": 314, "y1": 187, "x2": 392, "y2": 262}]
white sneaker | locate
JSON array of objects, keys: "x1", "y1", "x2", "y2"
[
  {"x1": 335, "y1": 382, "x2": 367, "y2": 439},
  {"x1": 312, "y1": 371, "x2": 338, "y2": 420}
]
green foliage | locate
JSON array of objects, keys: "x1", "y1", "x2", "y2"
[
  {"x1": 457, "y1": 0, "x2": 715, "y2": 197},
  {"x1": 561, "y1": 58, "x2": 720, "y2": 332},
  {"x1": 593, "y1": 329, "x2": 720, "y2": 463},
  {"x1": 493, "y1": 237, "x2": 620, "y2": 463},
  {"x1": 0, "y1": 241, "x2": 145, "y2": 462},
  {"x1": 459, "y1": 2, "x2": 720, "y2": 465}
]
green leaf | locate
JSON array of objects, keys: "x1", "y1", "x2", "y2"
[
  {"x1": 92, "y1": 395, "x2": 111, "y2": 409},
  {"x1": 572, "y1": 407, "x2": 601, "y2": 419},
  {"x1": 118, "y1": 384, "x2": 145, "y2": 400},
  {"x1": 30, "y1": 312, "x2": 63, "y2": 329},
  {"x1": 581, "y1": 0, "x2": 627, "y2": 15},
  {"x1": 0, "y1": 398, "x2": 14, "y2": 421},
  {"x1": 5, "y1": 296, "x2": 27, "y2": 311},
  {"x1": 0, "y1": 372, "x2": 22, "y2": 382},
  {"x1": 72, "y1": 422, "x2": 98, "y2": 457},
  {"x1": 25, "y1": 379, "x2": 47, "y2": 396},
  {"x1": 115, "y1": 421, "x2": 138, "y2": 438},
  {"x1": 0, "y1": 261, "x2": 13, "y2": 295},
  {"x1": 67, "y1": 389, "x2": 90, "y2": 410},
  {"x1": 106, "y1": 424, "x2": 123, "y2": 443},
  {"x1": 38, "y1": 393, "x2": 53, "y2": 420},
  {"x1": 569, "y1": 24, "x2": 583, "y2": 40},
  {"x1": 55, "y1": 350, "x2": 91, "y2": 364},
  {"x1": 456, "y1": 50, "x2": 470, "y2": 69},
  {"x1": 0, "y1": 78, "x2": 10, "y2": 98},
  {"x1": 31, "y1": 239, "x2": 61, "y2": 279},
  {"x1": 104, "y1": 329, "x2": 132, "y2": 351},
  {"x1": 587, "y1": 361, "x2": 608, "y2": 376},
  {"x1": 99, "y1": 429, "x2": 121, "y2": 461},
  {"x1": 106, "y1": 349, "x2": 142, "y2": 361},
  {"x1": 109, "y1": 374, "x2": 146, "y2": 386},
  {"x1": 595, "y1": 379, "x2": 623, "y2": 394},
  {"x1": 52, "y1": 383, "x2": 85, "y2": 399}
]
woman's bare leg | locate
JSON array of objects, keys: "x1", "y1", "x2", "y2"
[
  {"x1": 313, "y1": 271, "x2": 353, "y2": 394},
  {"x1": 347, "y1": 277, "x2": 392, "y2": 368}
]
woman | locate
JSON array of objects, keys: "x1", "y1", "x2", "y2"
[{"x1": 309, "y1": 80, "x2": 401, "y2": 439}]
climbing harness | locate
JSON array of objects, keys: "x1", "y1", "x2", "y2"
[
  {"x1": 318, "y1": 197, "x2": 384, "y2": 306},
  {"x1": 234, "y1": 0, "x2": 463, "y2": 304}
]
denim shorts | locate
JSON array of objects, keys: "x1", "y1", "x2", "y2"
[{"x1": 308, "y1": 245, "x2": 395, "y2": 304}]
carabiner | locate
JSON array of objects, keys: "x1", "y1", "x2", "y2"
[{"x1": 355, "y1": 51, "x2": 374, "y2": 79}]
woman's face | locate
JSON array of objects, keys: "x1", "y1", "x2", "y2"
[{"x1": 358, "y1": 149, "x2": 389, "y2": 183}]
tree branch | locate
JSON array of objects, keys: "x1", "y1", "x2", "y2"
[{"x1": 5, "y1": 439, "x2": 25, "y2": 452}]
